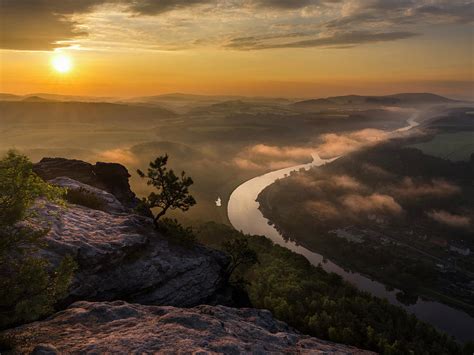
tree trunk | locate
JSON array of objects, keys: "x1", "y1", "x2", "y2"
[{"x1": 153, "y1": 208, "x2": 168, "y2": 228}]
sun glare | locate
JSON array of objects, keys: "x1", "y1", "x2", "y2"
[{"x1": 52, "y1": 55, "x2": 73, "y2": 73}]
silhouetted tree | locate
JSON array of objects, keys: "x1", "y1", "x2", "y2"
[
  {"x1": 137, "y1": 155, "x2": 196, "y2": 227},
  {"x1": 223, "y1": 237, "x2": 258, "y2": 282}
]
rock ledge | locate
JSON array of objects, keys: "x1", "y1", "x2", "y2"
[
  {"x1": 4, "y1": 301, "x2": 373, "y2": 354},
  {"x1": 29, "y1": 177, "x2": 227, "y2": 308}
]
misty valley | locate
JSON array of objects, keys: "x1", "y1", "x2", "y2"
[{"x1": 1, "y1": 92, "x2": 473, "y2": 353}]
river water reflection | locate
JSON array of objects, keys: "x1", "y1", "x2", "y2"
[{"x1": 228, "y1": 153, "x2": 474, "y2": 342}]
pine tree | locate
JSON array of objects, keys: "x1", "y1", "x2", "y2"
[{"x1": 137, "y1": 155, "x2": 196, "y2": 227}]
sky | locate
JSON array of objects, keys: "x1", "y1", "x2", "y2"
[{"x1": 0, "y1": 0, "x2": 473, "y2": 99}]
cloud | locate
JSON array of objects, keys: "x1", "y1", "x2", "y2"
[
  {"x1": 233, "y1": 144, "x2": 314, "y2": 170},
  {"x1": 234, "y1": 129, "x2": 391, "y2": 171},
  {"x1": 233, "y1": 157, "x2": 263, "y2": 170},
  {"x1": 0, "y1": 0, "x2": 105, "y2": 50},
  {"x1": 427, "y1": 210, "x2": 471, "y2": 228},
  {"x1": 329, "y1": 0, "x2": 473, "y2": 29},
  {"x1": 1, "y1": 0, "x2": 471, "y2": 51},
  {"x1": 332, "y1": 175, "x2": 364, "y2": 190},
  {"x1": 127, "y1": 0, "x2": 212, "y2": 15},
  {"x1": 251, "y1": 0, "x2": 317, "y2": 9},
  {"x1": 248, "y1": 144, "x2": 314, "y2": 160},
  {"x1": 389, "y1": 177, "x2": 460, "y2": 199},
  {"x1": 410, "y1": 2, "x2": 474, "y2": 24},
  {"x1": 341, "y1": 193, "x2": 403, "y2": 215},
  {"x1": 97, "y1": 148, "x2": 137, "y2": 164},
  {"x1": 305, "y1": 173, "x2": 365, "y2": 189},
  {"x1": 316, "y1": 128, "x2": 388, "y2": 158},
  {"x1": 225, "y1": 30, "x2": 418, "y2": 50},
  {"x1": 305, "y1": 200, "x2": 340, "y2": 220},
  {"x1": 360, "y1": 163, "x2": 394, "y2": 179},
  {"x1": 0, "y1": 0, "x2": 211, "y2": 50}
]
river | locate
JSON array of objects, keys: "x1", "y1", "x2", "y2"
[{"x1": 227, "y1": 116, "x2": 474, "y2": 342}]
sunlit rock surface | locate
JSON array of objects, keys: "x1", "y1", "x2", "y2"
[{"x1": 4, "y1": 301, "x2": 373, "y2": 354}]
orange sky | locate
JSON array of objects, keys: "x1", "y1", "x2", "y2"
[{"x1": 0, "y1": 0, "x2": 473, "y2": 99}]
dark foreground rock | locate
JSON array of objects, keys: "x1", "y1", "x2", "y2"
[
  {"x1": 33, "y1": 157, "x2": 140, "y2": 210},
  {"x1": 2, "y1": 301, "x2": 373, "y2": 354},
  {"x1": 29, "y1": 177, "x2": 227, "y2": 308}
]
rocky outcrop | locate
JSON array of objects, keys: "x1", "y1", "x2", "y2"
[
  {"x1": 29, "y1": 178, "x2": 228, "y2": 308},
  {"x1": 50, "y1": 176, "x2": 128, "y2": 213},
  {"x1": 3, "y1": 301, "x2": 373, "y2": 354},
  {"x1": 33, "y1": 158, "x2": 140, "y2": 210},
  {"x1": 16, "y1": 157, "x2": 372, "y2": 354}
]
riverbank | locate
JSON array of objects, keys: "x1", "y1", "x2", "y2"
[
  {"x1": 259, "y1": 208, "x2": 474, "y2": 318},
  {"x1": 227, "y1": 114, "x2": 474, "y2": 342}
]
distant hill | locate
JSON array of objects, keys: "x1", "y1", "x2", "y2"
[
  {"x1": 0, "y1": 101, "x2": 176, "y2": 128},
  {"x1": 1, "y1": 92, "x2": 461, "y2": 114},
  {"x1": 21, "y1": 95, "x2": 55, "y2": 102},
  {"x1": 189, "y1": 99, "x2": 294, "y2": 115},
  {"x1": 131, "y1": 93, "x2": 243, "y2": 102},
  {"x1": 293, "y1": 93, "x2": 458, "y2": 110},
  {"x1": 27, "y1": 93, "x2": 117, "y2": 103},
  {"x1": 125, "y1": 93, "x2": 293, "y2": 114},
  {"x1": 0, "y1": 93, "x2": 117, "y2": 103},
  {"x1": 122, "y1": 93, "x2": 239, "y2": 113},
  {"x1": 129, "y1": 93, "x2": 290, "y2": 103},
  {"x1": 0, "y1": 93, "x2": 23, "y2": 101},
  {"x1": 384, "y1": 93, "x2": 457, "y2": 104}
]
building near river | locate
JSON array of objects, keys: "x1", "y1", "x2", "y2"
[{"x1": 449, "y1": 244, "x2": 471, "y2": 256}]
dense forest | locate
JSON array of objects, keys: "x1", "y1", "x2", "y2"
[
  {"x1": 195, "y1": 222, "x2": 474, "y2": 354},
  {"x1": 257, "y1": 142, "x2": 474, "y2": 314}
]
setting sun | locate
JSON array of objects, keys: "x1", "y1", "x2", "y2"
[{"x1": 51, "y1": 54, "x2": 72, "y2": 73}]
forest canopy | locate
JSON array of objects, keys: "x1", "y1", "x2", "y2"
[{"x1": 195, "y1": 222, "x2": 471, "y2": 354}]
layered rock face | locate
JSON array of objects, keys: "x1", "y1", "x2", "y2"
[
  {"x1": 4, "y1": 301, "x2": 373, "y2": 354},
  {"x1": 29, "y1": 169, "x2": 228, "y2": 307}
]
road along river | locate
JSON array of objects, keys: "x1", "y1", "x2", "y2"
[{"x1": 227, "y1": 116, "x2": 474, "y2": 342}]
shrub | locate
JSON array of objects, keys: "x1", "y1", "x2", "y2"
[
  {"x1": 0, "y1": 150, "x2": 76, "y2": 328},
  {"x1": 65, "y1": 188, "x2": 106, "y2": 211},
  {"x1": 156, "y1": 218, "x2": 196, "y2": 246},
  {"x1": 222, "y1": 237, "x2": 258, "y2": 284}
]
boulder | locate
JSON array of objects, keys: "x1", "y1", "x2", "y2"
[
  {"x1": 33, "y1": 158, "x2": 140, "y2": 210},
  {"x1": 3, "y1": 301, "x2": 373, "y2": 354},
  {"x1": 29, "y1": 179, "x2": 227, "y2": 308},
  {"x1": 49, "y1": 176, "x2": 127, "y2": 214}
]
